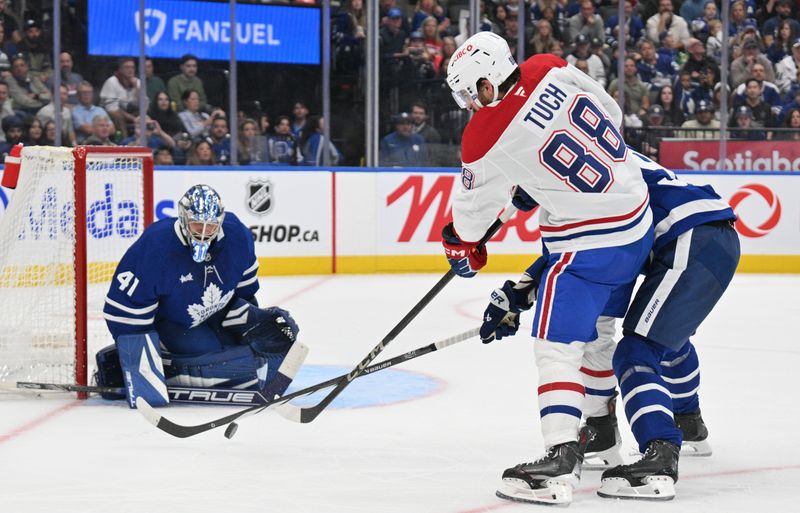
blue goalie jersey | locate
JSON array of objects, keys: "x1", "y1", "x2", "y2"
[
  {"x1": 634, "y1": 151, "x2": 736, "y2": 253},
  {"x1": 103, "y1": 212, "x2": 259, "y2": 340}
]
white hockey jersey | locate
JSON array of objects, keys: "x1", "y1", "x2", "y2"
[{"x1": 454, "y1": 54, "x2": 651, "y2": 254}]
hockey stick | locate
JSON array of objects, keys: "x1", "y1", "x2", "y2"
[
  {"x1": 278, "y1": 205, "x2": 518, "y2": 424},
  {"x1": 137, "y1": 327, "x2": 479, "y2": 438},
  {"x1": 15, "y1": 382, "x2": 270, "y2": 407}
]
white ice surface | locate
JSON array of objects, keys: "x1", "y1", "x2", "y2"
[{"x1": 1, "y1": 273, "x2": 798, "y2": 513}]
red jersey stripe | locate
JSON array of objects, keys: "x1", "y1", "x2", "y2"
[
  {"x1": 580, "y1": 367, "x2": 616, "y2": 378},
  {"x1": 538, "y1": 381, "x2": 586, "y2": 395},
  {"x1": 539, "y1": 192, "x2": 650, "y2": 233},
  {"x1": 537, "y1": 252, "x2": 573, "y2": 339}
]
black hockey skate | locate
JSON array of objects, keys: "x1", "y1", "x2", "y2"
[
  {"x1": 582, "y1": 392, "x2": 623, "y2": 470},
  {"x1": 496, "y1": 427, "x2": 594, "y2": 506},
  {"x1": 598, "y1": 440, "x2": 679, "y2": 500},
  {"x1": 675, "y1": 409, "x2": 712, "y2": 456}
]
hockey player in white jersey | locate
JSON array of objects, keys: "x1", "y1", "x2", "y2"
[
  {"x1": 441, "y1": 32, "x2": 653, "y2": 505},
  {"x1": 96, "y1": 185, "x2": 307, "y2": 409}
]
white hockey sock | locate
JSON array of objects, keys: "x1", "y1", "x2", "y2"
[
  {"x1": 581, "y1": 316, "x2": 618, "y2": 418},
  {"x1": 535, "y1": 338, "x2": 586, "y2": 448}
]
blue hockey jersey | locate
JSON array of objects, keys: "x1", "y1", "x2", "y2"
[
  {"x1": 633, "y1": 151, "x2": 736, "y2": 253},
  {"x1": 103, "y1": 212, "x2": 259, "y2": 340}
]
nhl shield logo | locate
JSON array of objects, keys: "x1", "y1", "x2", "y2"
[{"x1": 246, "y1": 179, "x2": 273, "y2": 215}]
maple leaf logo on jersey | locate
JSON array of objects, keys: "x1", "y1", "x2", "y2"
[{"x1": 186, "y1": 283, "x2": 234, "y2": 327}]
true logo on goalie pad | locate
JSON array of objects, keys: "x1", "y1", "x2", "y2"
[
  {"x1": 246, "y1": 179, "x2": 273, "y2": 216},
  {"x1": 169, "y1": 389, "x2": 258, "y2": 404}
]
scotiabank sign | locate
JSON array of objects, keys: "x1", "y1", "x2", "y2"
[{"x1": 661, "y1": 140, "x2": 800, "y2": 171}]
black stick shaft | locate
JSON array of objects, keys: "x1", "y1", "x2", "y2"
[
  {"x1": 292, "y1": 209, "x2": 515, "y2": 423},
  {"x1": 143, "y1": 327, "x2": 478, "y2": 437}
]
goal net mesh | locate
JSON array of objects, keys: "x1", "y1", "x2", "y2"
[{"x1": 0, "y1": 146, "x2": 149, "y2": 388}]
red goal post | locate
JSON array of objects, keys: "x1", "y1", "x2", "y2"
[{"x1": 0, "y1": 146, "x2": 153, "y2": 394}]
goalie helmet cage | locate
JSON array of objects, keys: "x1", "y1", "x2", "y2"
[{"x1": 0, "y1": 146, "x2": 153, "y2": 396}]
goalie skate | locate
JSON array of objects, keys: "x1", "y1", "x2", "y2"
[
  {"x1": 496, "y1": 428, "x2": 593, "y2": 506},
  {"x1": 598, "y1": 440, "x2": 679, "y2": 501},
  {"x1": 676, "y1": 409, "x2": 712, "y2": 457}
]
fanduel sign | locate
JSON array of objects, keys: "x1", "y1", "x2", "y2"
[{"x1": 88, "y1": 0, "x2": 320, "y2": 65}]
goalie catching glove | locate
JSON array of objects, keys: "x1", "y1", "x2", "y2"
[{"x1": 480, "y1": 257, "x2": 547, "y2": 343}]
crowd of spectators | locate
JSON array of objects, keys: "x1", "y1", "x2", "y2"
[
  {"x1": 0, "y1": 1, "x2": 343, "y2": 165},
  {"x1": 2, "y1": 0, "x2": 800, "y2": 166},
  {"x1": 363, "y1": 0, "x2": 800, "y2": 165}
]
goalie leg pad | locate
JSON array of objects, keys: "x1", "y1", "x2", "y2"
[
  {"x1": 166, "y1": 344, "x2": 262, "y2": 389},
  {"x1": 165, "y1": 342, "x2": 309, "y2": 398},
  {"x1": 116, "y1": 331, "x2": 169, "y2": 409}
]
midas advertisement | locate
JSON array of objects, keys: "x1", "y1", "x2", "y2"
[
  {"x1": 379, "y1": 172, "x2": 541, "y2": 254},
  {"x1": 153, "y1": 170, "x2": 332, "y2": 274},
  {"x1": 358, "y1": 170, "x2": 541, "y2": 273}
]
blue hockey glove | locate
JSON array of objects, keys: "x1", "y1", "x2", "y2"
[
  {"x1": 480, "y1": 267, "x2": 542, "y2": 343},
  {"x1": 441, "y1": 222, "x2": 487, "y2": 278},
  {"x1": 512, "y1": 186, "x2": 539, "y2": 212}
]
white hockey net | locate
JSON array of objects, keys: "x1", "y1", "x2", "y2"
[{"x1": 0, "y1": 146, "x2": 152, "y2": 390}]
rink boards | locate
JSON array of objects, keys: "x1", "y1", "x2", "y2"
[{"x1": 1, "y1": 166, "x2": 798, "y2": 274}]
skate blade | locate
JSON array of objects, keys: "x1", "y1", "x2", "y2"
[
  {"x1": 681, "y1": 439, "x2": 712, "y2": 457},
  {"x1": 597, "y1": 475, "x2": 675, "y2": 501},
  {"x1": 497, "y1": 478, "x2": 574, "y2": 506},
  {"x1": 583, "y1": 444, "x2": 624, "y2": 471}
]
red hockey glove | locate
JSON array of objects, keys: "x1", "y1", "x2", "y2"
[{"x1": 441, "y1": 222, "x2": 487, "y2": 278}]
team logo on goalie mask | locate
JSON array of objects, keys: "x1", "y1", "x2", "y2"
[{"x1": 246, "y1": 179, "x2": 274, "y2": 216}]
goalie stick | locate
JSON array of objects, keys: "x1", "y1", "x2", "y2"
[
  {"x1": 15, "y1": 382, "x2": 270, "y2": 407},
  {"x1": 277, "y1": 205, "x2": 518, "y2": 424},
  {"x1": 136, "y1": 327, "x2": 480, "y2": 438}
]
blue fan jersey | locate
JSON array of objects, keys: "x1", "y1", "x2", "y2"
[
  {"x1": 633, "y1": 151, "x2": 736, "y2": 253},
  {"x1": 103, "y1": 212, "x2": 259, "y2": 340}
]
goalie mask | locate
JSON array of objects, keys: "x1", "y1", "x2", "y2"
[
  {"x1": 446, "y1": 31, "x2": 517, "y2": 110},
  {"x1": 178, "y1": 184, "x2": 225, "y2": 263}
]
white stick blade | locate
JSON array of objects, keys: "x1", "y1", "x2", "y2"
[
  {"x1": 135, "y1": 397, "x2": 162, "y2": 427},
  {"x1": 275, "y1": 402, "x2": 303, "y2": 422}
]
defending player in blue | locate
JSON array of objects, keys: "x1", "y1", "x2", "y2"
[
  {"x1": 594, "y1": 153, "x2": 739, "y2": 500},
  {"x1": 482, "y1": 153, "x2": 740, "y2": 501},
  {"x1": 95, "y1": 184, "x2": 308, "y2": 409}
]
